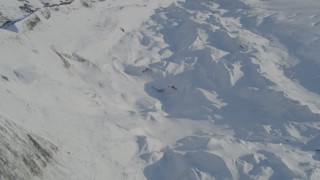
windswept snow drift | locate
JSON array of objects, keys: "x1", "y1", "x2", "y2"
[{"x1": 0, "y1": 0, "x2": 320, "y2": 179}]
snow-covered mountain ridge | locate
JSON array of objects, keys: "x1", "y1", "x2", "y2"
[{"x1": 1, "y1": 0, "x2": 320, "y2": 179}]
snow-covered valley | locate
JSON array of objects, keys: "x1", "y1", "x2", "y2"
[{"x1": 1, "y1": 0, "x2": 320, "y2": 179}]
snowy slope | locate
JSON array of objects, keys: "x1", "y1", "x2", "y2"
[
  {"x1": 0, "y1": 0, "x2": 74, "y2": 27},
  {"x1": 0, "y1": 0, "x2": 320, "y2": 179}
]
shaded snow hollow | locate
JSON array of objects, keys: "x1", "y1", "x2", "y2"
[{"x1": 0, "y1": 0, "x2": 320, "y2": 179}]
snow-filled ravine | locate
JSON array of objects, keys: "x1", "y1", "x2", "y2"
[{"x1": 1, "y1": 0, "x2": 320, "y2": 179}]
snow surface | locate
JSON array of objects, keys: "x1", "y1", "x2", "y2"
[{"x1": 1, "y1": 0, "x2": 320, "y2": 179}]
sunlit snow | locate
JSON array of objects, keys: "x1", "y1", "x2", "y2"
[{"x1": 1, "y1": 0, "x2": 320, "y2": 179}]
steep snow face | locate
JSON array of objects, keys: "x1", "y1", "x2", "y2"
[
  {"x1": 1, "y1": 0, "x2": 320, "y2": 179},
  {"x1": 242, "y1": 0, "x2": 320, "y2": 101},
  {"x1": 0, "y1": 116, "x2": 58, "y2": 179}
]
